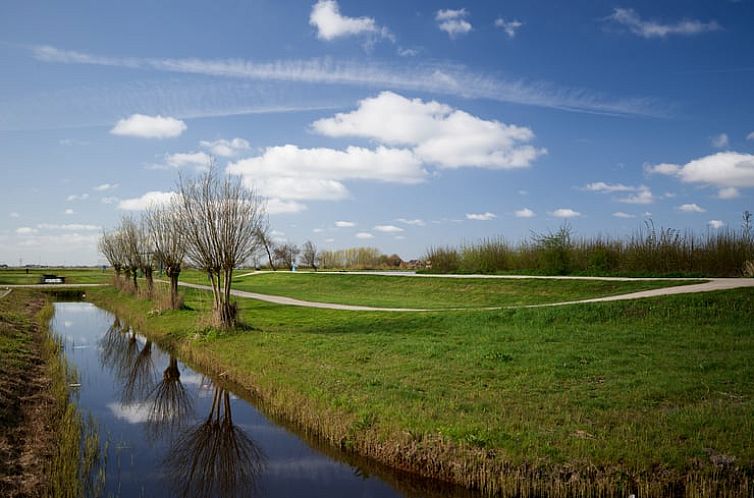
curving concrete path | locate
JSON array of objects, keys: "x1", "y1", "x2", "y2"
[
  {"x1": 4, "y1": 277, "x2": 753, "y2": 311},
  {"x1": 177, "y1": 275, "x2": 754, "y2": 312}
]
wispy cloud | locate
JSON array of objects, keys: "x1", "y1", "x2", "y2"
[
  {"x1": 30, "y1": 45, "x2": 661, "y2": 116},
  {"x1": 551, "y1": 208, "x2": 581, "y2": 218},
  {"x1": 606, "y1": 8, "x2": 721, "y2": 38},
  {"x1": 583, "y1": 182, "x2": 655, "y2": 204},
  {"x1": 711, "y1": 133, "x2": 729, "y2": 149},
  {"x1": 466, "y1": 212, "x2": 497, "y2": 221},
  {"x1": 494, "y1": 18, "x2": 523, "y2": 38}
]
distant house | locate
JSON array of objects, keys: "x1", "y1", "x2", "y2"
[{"x1": 40, "y1": 274, "x2": 65, "y2": 284}]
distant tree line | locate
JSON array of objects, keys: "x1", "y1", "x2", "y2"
[{"x1": 425, "y1": 213, "x2": 754, "y2": 277}]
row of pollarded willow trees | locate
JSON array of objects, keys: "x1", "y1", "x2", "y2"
[{"x1": 98, "y1": 167, "x2": 269, "y2": 328}]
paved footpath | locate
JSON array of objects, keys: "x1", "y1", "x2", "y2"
[
  {"x1": 178, "y1": 274, "x2": 754, "y2": 312},
  {"x1": 4, "y1": 278, "x2": 753, "y2": 311}
]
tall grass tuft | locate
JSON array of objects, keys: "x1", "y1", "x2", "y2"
[{"x1": 425, "y1": 214, "x2": 754, "y2": 277}]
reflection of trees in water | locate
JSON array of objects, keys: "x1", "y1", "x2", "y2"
[
  {"x1": 99, "y1": 318, "x2": 264, "y2": 496},
  {"x1": 99, "y1": 316, "x2": 157, "y2": 404},
  {"x1": 145, "y1": 356, "x2": 193, "y2": 439},
  {"x1": 165, "y1": 387, "x2": 265, "y2": 498},
  {"x1": 121, "y1": 339, "x2": 155, "y2": 404}
]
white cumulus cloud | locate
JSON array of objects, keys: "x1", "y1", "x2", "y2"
[
  {"x1": 677, "y1": 203, "x2": 706, "y2": 213},
  {"x1": 66, "y1": 193, "x2": 89, "y2": 201},
  {"x1": 466, "y1": 212, "x2": 497, "y2": 221},
  {"x1": 708, "y1": 219, "x2": 725, "y2": 229},
  {"x1": 110, "y1": 114, "x2": 186, "y2": 139},
  {"x1": 718, "y1": 187, "x2": 740, "y2": 200},
  {"x1": 514, "y1": 208, "x2": 535, "y2": 218},
  {"x1": 436, "y1": 9, "x2": 472, "y2": 38},
  {"x1": 199, "y1": 138, "x2": 250, "y2": 157},
  {"x1": 118, "y1": 191, "x2": 179, "y2": 211},
  {"x1": 309, "y1": 0, "x2": 387, "y2": 40},
  {"x1": 551, "y1": 208, "x2": 581, "y2": 218},
  {"x1": 618, "y1": 187, "x2": 655, "y2": 205},
  {"x1": 164, "y1": 151, "x2": 211, "y2": 169},
  {"x1": 227, "y1": 143, "x2": 425, "y2": 202},
  {"x1": 335, "y1": 221, "x2": 356, "y2": 228},
  {"x1": 606, "y1": 8, "x2": 721, "y2": 38},
  {"x1": 312, "y1": 91, "x2": 545, "y2": 170},
  {"x1": 647, "y1": 152, "x2": 754, "y2": 189},
  {"x1": 267, "y1": 198, "x2": 307, "y2": 215},
  {"x1": 374, "y1": 225, "x2": 404, "y2": 233},
  {"x1": 355, "y1": 232, "x2": 374, "y2": 239},
  {"x1": 747, "y1": 131, "x2": 754, "y2": 141},
  {"x1": 16, "y1": 227, "x2": 38, "y2": 235}
]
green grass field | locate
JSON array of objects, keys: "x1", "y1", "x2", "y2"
[
  {"x1": 177, "y1": 270, "x2": 701, "y2": 309},
  {"x1": 87, "y1": 281, "x2": 754, "y2": 496},
  {"x1": 0, "y1": 268, "x2": 110, "y2": 285}
]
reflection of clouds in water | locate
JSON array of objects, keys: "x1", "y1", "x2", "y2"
[
  {"x1": 179, "y1": 372, "x2": 205, "y2": 387},
  {"x1": 107, "y1": 402, "x2": 152, "y2": 424},
  {"x1": 63, "y1": 320, "x2": 73, "y2": 328},
  {"x1": 55, "y1": 303, "x2": 97, "y2": 313}
]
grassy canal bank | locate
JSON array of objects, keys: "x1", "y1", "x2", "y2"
[
  {"x1": 86, "y1": 282, "x2": 754, "y2": 497},
  {"x1": 0, "y1": 289, "x2": 85, "y2": 498}
]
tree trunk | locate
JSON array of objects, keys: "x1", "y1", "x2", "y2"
[
  {"x1": 264, "y1": 242, "x2": 276, "y2": 271},
  {"x1": 167, "y1": 267, "x2": 181, "y2": 309},
  {"x1": 144, "y1": 267, "x2": 154, "y2": 297}
]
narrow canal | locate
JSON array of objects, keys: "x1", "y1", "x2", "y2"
[{"x1": 52, "y1": 301, "x2": 473, "y2": 498}]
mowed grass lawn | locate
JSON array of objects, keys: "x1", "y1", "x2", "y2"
[
  {"x1": 0, "y1": 268, "x2": 109, "y2": 285},
  {"x1": 88, "y1": 283, "x2": 754, "y2": 493},
  {"x1": 180, "y1": 270, "x2": 702, "y2": 308}
]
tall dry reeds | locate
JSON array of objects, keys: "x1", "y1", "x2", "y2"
[{"x1": 425, "y1": 215, "x2": 754, "y2": 277}]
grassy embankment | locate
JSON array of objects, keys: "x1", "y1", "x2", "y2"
[
  {"x1": 88, "y1": 280, "x2": 754, "y2": 497},
  {"x1": 0, "y1": 289, "x2": 87, "y2": 497},
  {"x1": 178, "y1": 270, "x2": 701, "y2": 309},
  {"x1": 0, "y1": 268, "x2": 110, "y2": 285}
]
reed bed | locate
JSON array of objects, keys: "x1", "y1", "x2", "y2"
[{"x1": 426, "y1": 219, "x2": 754, "y2": 277}]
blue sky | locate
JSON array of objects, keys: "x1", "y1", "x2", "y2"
[{"x1": 1, "y1": 0, "x2": 753, "y2": 265}]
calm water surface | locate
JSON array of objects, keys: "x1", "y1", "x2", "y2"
[{"x1": 52, "y1": 301, "x2": 473, "y2": 498}]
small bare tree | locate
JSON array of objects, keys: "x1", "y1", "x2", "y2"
[
  {"x1": 146, "y1": 201, "x2": 186, "y2": 309},
  {"x1": 273, "y1": 243, "x2": 299, "y2": 270},
  {"x1": 177, "y1": 165, "x2": 265, "y2": 328},
  {"x1": 301, "y1": 240, "x2": 319, "y2": 271},
  {"x1": 120, "y1": 217, "x2": 142, "y2": 291},
  {"x1": 137, "y1": 219, "x2": 156, "y2": 296},
  {"x1": 98, "y1": 229, "x2": 125, "y2": 278}
]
